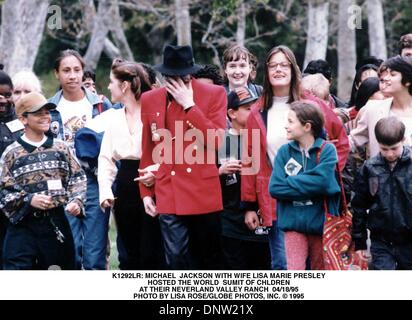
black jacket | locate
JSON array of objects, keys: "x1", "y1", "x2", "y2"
[
  {"x1": 0, "y1": 108, "x2": 22, "y2": 158},
  {"x1": 352, "y1": 147, "x2": 412, "y2": 249}
]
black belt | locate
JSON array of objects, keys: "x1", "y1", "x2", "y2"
[{"x1": 31, "y1": 207, "x2": 62, "y2": 219}]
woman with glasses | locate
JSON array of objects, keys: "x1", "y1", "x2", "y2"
[
  {"x1": 242, "y1": 45, "x2": 349, "y2": 270},
  {"x1": 241, "y1": 45, "x2": 300, "y2": 270}
]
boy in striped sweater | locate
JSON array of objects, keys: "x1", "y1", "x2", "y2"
[{"x1": 0, "y1": 92, "x2": 86, "y2": 270}]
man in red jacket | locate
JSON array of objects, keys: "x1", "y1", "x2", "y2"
[{"x1": 138, "y1": 45, "x2": 227, "y2": 269}]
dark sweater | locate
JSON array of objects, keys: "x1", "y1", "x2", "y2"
[{"x1": 218, "y1": 130, "x2": 268, "y2": 242}]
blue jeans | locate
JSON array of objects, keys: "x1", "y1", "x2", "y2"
[
  {"x1": 66, "y1": 172, "x2": 109, "y2": 270},
  {"x1": 268, "y1": 220, "x2": 287, "y2": 270},
  {"x1": 370, "y1": 238, "x2": 412, "y2": 270}
]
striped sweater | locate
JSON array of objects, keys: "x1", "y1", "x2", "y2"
[{"x1": 0, "y1": 136, "x2": 86, "y2": 224}]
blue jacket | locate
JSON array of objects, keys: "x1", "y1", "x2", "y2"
[
  {"x1": 269, "y1": 138, "x2": 341, "y2": 235},
  {"x1": 48, "y1": 88, "x2": 112, "y2": 140}
]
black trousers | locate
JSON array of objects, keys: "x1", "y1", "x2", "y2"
[
  {"x1": 222, "y1": 236, "x2": 271, "y2": 270},
  {"x1": 370, "y1": 238, "x2": 412, "y2": 270},
  {"x1": 159, "y1": 212, "x2": 223, "y2": 270},
  {"x1": 3, "y1": 207, "x2": 75, "y2": 270},
  {"x1": 113, "y1": 160, "x2": 164, "y2": 270},
  {"x1": 0, "y1": 214, "x2": 8, "y2": 269}
]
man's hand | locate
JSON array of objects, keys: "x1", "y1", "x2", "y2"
[
  {"x1": 165, "y1": 77, "x2": 194, "y2": 110},
  {"x1": 135, "y1": 169, "x2": 155, "y2": 187},
  {"x1": 143, "y1": 196, "x2": 158, "y2": 217},
  {"x1": 244, "y1": 210, "x2": 260, "y2": 231},
  {"x1": 31, "y1": 194, "x2": 53, "y2": 210},
  {"x1": 66, "y1": 202, "x2": 81, "y2": 216}
]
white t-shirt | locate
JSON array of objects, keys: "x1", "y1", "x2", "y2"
[
  {"x1": 266, "y1": 96, "x2": 290, "y2": 166},
  {"x1": 56, "y1": 95, "x2": 93, "y2": 145}
]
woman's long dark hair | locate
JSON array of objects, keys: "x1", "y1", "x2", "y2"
[
  {"x1": 354, "y1": 77, "x2": 380, "y2": 111},
  {"x1": 348, "y1": 64, "x2": 378, "y2": 106}
]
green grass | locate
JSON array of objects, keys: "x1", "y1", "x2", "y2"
[{"x1": 39, "y1": 71, "x2": 60, "y2": 98}]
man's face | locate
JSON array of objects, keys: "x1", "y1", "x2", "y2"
[{"x1": 165, "y1": 74, "x2": 191, "y2": 84}]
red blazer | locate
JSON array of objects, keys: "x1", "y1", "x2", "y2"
[
  {"x1": 241, "y1": 99, "x2": 275, "y2": 227},
  {"x1": 241, "y1": 95, "x2": 350, "y2": 227},
  {"x1": 139, "y1": 79, "x2": 227, "y2": 215}
]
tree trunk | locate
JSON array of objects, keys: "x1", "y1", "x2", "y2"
[
  {"x1": 83, "y1": 0, "x2": 113, "y2": 71},
  {"x1": 103, "y1": 38, "x2": 121, "y2": 60},
  {"x1": 175, "y1": 0, "x2": 192, "y2": 46},
  {"x1": 303, "y1": 0, "x2": 329, "y2": 69},
  {"x1": 81, "y1": 0, "x2": 126, "y2": 64},
  {"x1": 236, "y1": 1, "x2": 246, "y2": 46},
  {"x1": 81, "y1": 0, "x2": 96, "y2": 32},
  {"x1": 337, "y1": 0, "x2": 357, "y2": 101},
  {"x1": 109, "y1": 0, "x2": 134, "y2": 61},
  {"x1": 0, "y1": 0, "x2": 50, "y2": 75},
  {"x1": 366, "y1": 0, "x2": 387, "y2": 60}
]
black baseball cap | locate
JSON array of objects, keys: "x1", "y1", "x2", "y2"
[{"x1": 227, "y1": 87, "x2": 258, "y2": 110}]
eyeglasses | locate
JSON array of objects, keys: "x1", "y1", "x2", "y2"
[{"x1": 267, "y1": 62, "x2": 291, "y2": 71}]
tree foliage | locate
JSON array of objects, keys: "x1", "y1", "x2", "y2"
[{"x1": 4, "y1": 0, "x2": 407, "y2": 97}]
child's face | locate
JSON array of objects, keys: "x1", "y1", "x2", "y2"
[
  {"x1": 54, "y1": 55, "x2": 83, "y2": 92},
  {"x1": 225, "y1": 57, "x2": 251, "y2": 89},
  {"x1": 20, "y1": 108, "x2": 51, "y2": 133},
  {"x1": 285, "y1": 110, "x2": 309, "y2": 141},
  {"x1": 379, "y1": 141, "x2": 404, "y2": 163},
  {"x1": 0, "y1": 84, "x2": 13, "y2": 116},
  {"x1": 229, "y1": 104, "x2": 252, "y2": 128},
  {"x1": 401, "y1": 47, "x2": 412, "y2": 58},
  {"x1": 83, "y1": 77, "x2": 97, "y2": 94}
]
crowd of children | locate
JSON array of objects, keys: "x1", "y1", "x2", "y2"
[{"x1": 1, "y1": 33, "x2": 412, "y2": 270}]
